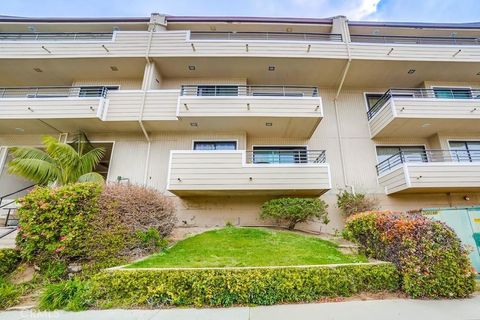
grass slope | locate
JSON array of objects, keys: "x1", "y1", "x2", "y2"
[{"x1": 127, "y1": 227, "x2": 367, "y2": 268}]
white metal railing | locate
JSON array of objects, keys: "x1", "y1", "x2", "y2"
[
  {"x1": 190, "y1": 31, "x2": 342, "y2": 42},
  {"x1": 0, "y1": 32, "x2": 113, "y2": 41}
]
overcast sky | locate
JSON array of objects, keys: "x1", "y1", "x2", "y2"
[{"x1": 2, "y1": 0, "x2": 480, "y2": 22}]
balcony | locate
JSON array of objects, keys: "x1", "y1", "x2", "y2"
[
  {"x1": 189, "y1": 31, "x2": 343, "y2": 42},
  {"x1": 368, "y1": 88, "x2": 480, "y2": 138},
  {"x1": 349, "y1": 34, "x2": 480, "y2": 62},
  {"x1": 167, "y1": 149, "x2": 331, "y2": 196},
  {"x1": 0, "y1": 31, "x2": 149, "y2": 58},
  {"x1": 178, "y1": 85, "x2": 323, "y2": 137},
  {"x1": 148, "y1": 30, "x2": 349, "y2": 59},
  {"x1": 0, "y1": 86, "x2": 108, "y2": 134},
  {"x1": 377, "y1": 150, "x2": 480, "y2": 194}
]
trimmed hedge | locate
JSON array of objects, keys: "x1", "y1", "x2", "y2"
[
  {"x1": 0, "y1": 249, "x2": 20, "y2": 277},
  {"x1": 89, "y1": 263, "x2": 399, "y2": 308},
  {"x1": 343, "y1": 211, "x2": 476, "y2": 298}
]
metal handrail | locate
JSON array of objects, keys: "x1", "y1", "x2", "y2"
[
  {"x1": 0, "y1": 86, "x2": 110, "y2": 98},
  {"x1": 351, "y1": 34, "x2": 480, "y2": 45},
  {"x1": 190, "y1": 31, "x2": 343, "y2": 42},
  {"x1": 367, "y1": 88, "x2": 480, "y2": 120},
  {"x1": 245, "y1": 150, "x2": 326, "y2": 164},
  {"x1": 376, "y1": 149, "x2": 480, "y2": 175},
  {"x1": 0, "y1": 32, "x2": 113, "y2": 41},
  {"x1": 181, "y1": 85, "x2": 319, "y2": 97}
]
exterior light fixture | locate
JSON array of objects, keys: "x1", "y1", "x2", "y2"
[
  {"x1": 110, "y1": 66, "x2": 119, "y2": 71},
  {"x1": 286, "y1": 27, "x2": 292, "y2": 32},
  {"x1": 190, "y1": 122, "x2": 198, "y2": 127},
  {"x1": 265, "y1": 122, "x2": 273, "y2": 126},
  {"x1": 188, "y1": 65, "x2": 196, "y2": 71},
  {"x1": 15, "y1": 127, "x2": 25, "y2": 132},
  {"x1": 421, "y1": 123, "x2": 431, "y2": 128},
  {"x1": 33, "y1": 68, "x2": 43, "y2": 72},
  {"x1": 476, "y1": 72, "x2": 480, "y2": 76},
  {"x1": 268, "y1": 66, "x2": 275, "y2": 71},
  {"x1": 407, "y1": 69, "x2": 416, "y2": 74},
  {"x1": 464, "y1": 195, "x2": 470, "y2": 201}
]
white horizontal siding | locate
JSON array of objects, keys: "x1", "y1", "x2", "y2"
[
  {"x1": 394, "y1": 98, "x2": 480, "y2": 119},
  {"x1": 178, "y1": 96, "x2": 323, "y2": 118},
  {"x1": 0, "y1": 32, "x2": 149, "y2": 59},
  {"x1": 103, "y1": 91, "x2": 144, "y2": 121},
  {"x1": 142, "y1": 90, "x2": 180, "y2": 120},
  {"x1": 149, "y1": 31, "x2": 349, "y2": 59},
  {"x1": 368, "y1": 100, "x2": 394, "y2": 138},
  {"x1": 0, "y1": 97, "x2": 103, "y2": 119},
  {"x1": 378, "y1": 166, "x2": 408, "y2": 194},
  {"x1": 104, "y1": 90, "x2": 179, "y2": 121},
  {"x1": 168, "y1": 151, "x2": 331, "y2": 192},
  {"x1": 408, "y1": 163, "x2": 480, "y2": 188},
  {"x1": 349, "y1": 43, "x2": 480, "y2": 62}
]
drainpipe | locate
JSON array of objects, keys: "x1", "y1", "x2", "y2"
[
  {"x1": 138, "y1": 14, "x2": 168, "y2": 186},
  {"x1": 333, "y1": 16, "x2": 354, "y2": 193}
]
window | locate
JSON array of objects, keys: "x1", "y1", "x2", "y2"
[
  {"x1": 193, "y1": 141, "x2": 237, "y2": 150},
  {"x1": 196, "y1": 85, "x2": 238, "y2": 96},
  {"x1": 252, "y1": 146, "x2": 307, "y2": 164},
  {"x1": 449, "y1": 141, "x2": 480, "y2": 162},
  {"x1": 433, "y1": 87, "x2": 472, "y2": 99},
  {"x1": 79, "y1": 86, "x2": 119, "y2": 97},
  {"x1": 376, "y1": 146, "x2": 427, "y2": 163},
  {"x1": 366, "y1": 92, "x2": 415, "y2": 111},
  {"x1": 365, "y1": 93, "x2": 384, "y2": 111}
]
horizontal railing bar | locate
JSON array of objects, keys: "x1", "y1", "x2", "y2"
[
  {"x1": 180, "y1": 85, "x2": 319, "y2": 97},
  {"x1": 367, "y1": 88, "x2": 480, "y2": 120},
  {"x1": 0, "y1": 32, "x2": 113, "y2": 41},
  {"x1": 376, "y1": 149, "x2": 480, "y2": 175},
  {"x1": 351, "y1": 34, "x2": 480, "y2": 45},
  {"x1": 190, "y1": 31, "x2": 343, "y2": 42}
]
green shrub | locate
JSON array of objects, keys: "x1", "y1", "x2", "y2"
[
  {"x1": 260, "y1": 197, "x2": 329, "y2": 230},
  {"x1": 343, "y1": 211, "x2": 476, "y2": 298},
  {"x1": 89, "y1": 263, "x2": 399, "y2": 308},
  {"x1": 0, "y1": 249, "x2": 20, "y2": 277},
  {"x1": 0, "y1": 277, "x2": 22, "y2": 310},
  {"x1": 135, "y1": 228, "x2": 167, "y2": 250},
  {"x1": 16, "y1": 183, "x2": 102, "y2": 264},
  {"x1": 336, "y1": 190, "x2": 378, "y2": 217},
  {"x1": 39, "y1": 278, "x2": 91, "y2": 311},
  {"x1": 16, "y1": 183, "x2": 176, "y2": 272}
]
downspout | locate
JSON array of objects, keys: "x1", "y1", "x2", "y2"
[
  {"x1": 333, "y1": 19, "x2": 354, "y2": 193},
  {"x1": 138, "y1": 21, "x2": 156, "y2": 186}
]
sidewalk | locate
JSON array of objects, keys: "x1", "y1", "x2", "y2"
[{"x1": 1, "y1": 295, "x2": 479, "y2": 320}]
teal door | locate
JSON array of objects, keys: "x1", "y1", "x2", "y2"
[{"x1": 427, "y1": 207, "x2": 480, "y2": 274}]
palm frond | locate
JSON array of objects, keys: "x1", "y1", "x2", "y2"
[
  {"x1": 7, "y1": 158, "x2": 60, "y2": 185},
  {"x1": 78, "y1": 147, "x2": 105, "y2": 176},
  {"x1": 9, "y1": 147, "x2": 54, "y2": 163},
  {"x1": 43, "y1": 136, "x2": 80, "y2": 169},
  {"x1": 77, "y1": 172, "x2": 105, "y2": 184}
]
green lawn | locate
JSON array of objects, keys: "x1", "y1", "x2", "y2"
[{"x1": 127, "y1": 227, "x2": 367, "y2": 268}]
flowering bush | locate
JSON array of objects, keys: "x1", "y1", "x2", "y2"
[{"x1": 343, "y1": 211, "x2": 476, "y2": 298}]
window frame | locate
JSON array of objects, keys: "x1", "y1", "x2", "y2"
[{"x1": 192, "y1": 140, "x2": 238, "y2": 151}]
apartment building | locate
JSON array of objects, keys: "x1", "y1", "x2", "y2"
[{"x1": 0, "y1": 14, "x2": 480, "y2": 232}]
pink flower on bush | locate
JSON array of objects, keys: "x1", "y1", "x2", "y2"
[{"x1": 55, "y1": 246, "x2": 65, "y2": 253}]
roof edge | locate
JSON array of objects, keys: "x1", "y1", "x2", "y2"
[
  {"x1": 165, "y1": 15, "x2": 334, "y2": 24},
  {"x1": 0, "y1": 16, "x2": 150, "y2": 23},
  {"x1": 349, "y1": 20, "x2": 480, "y2": 29}
]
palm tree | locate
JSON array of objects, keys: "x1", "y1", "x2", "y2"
[{"x1": 7, "y1": 135, "x2": 105, "y2": 186}]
